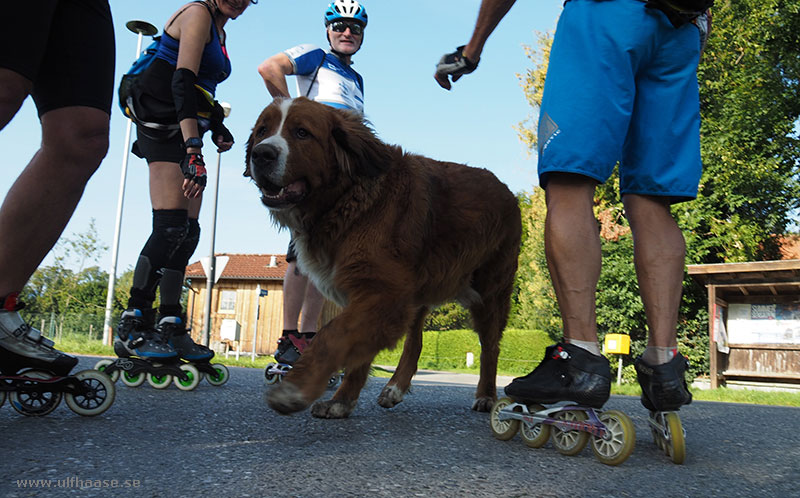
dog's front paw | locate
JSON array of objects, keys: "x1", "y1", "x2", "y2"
[
  {"x1": 377, "y1": 384, "x2": 405, "y2": 409},
  {"x1": 310, "y1": 399, "x2": 357, "y2": 419},
  {"x1": 472, "y1": 396, "x2": 495, "y2": 412},
  {"x1": 267, "y1": 381, "x2": 309, "y2": 415}
]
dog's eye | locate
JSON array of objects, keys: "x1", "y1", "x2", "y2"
[
  {"x1": 256, "y1": 126, "x2": 268, "y2": 137},
  {"x1": 295, "y1": 128, "x2": 311, "y2": 139}
]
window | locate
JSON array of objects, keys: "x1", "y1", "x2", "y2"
[{"x1": 218, "y1": 290, "x2": 237, "y2": 313}]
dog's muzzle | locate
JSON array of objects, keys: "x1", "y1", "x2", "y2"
[{"x1": 250, "y1": 142, "x2": 307, "y2": 209}]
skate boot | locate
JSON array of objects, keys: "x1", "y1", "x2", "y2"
[
  {"x1": 504, "y1": 342, "x2": 611, "y2": 408},
  {"x1": 156, "y1": 316, "x2": 229, "y2": 387},
  {"x1": 114, "y1": 308, "x2": 176, "y2": 360},
  {"x1": 0, "y1": 294, "x2": 115, "y2": 417},
  {"x1": 157, "y1": 316, "x2": 213, "y2": 362},
  {"x1": 0, "y1": 293, "x2": 77, "y2": 376},
  {"x1": 264, "y1": 330, "x2": 314, "y2": 385},
  {"x1": 635, "y1": 353, "x2": 692, "y2": 464},
  {"x1": 274, "y1": 330, "x2": 313, "y2": 366},
  {"x1": 634, "y1": 353, "x2": 692, "y2": 412},
  {"x1": 491, "y1": 343, "x2": 635, "y2": 465}
]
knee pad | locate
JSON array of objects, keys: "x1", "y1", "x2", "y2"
[
  {"x1": 166, "y1": 218, "x2": 200, "y2": 272},
  {"x1": 130, "y1": 210, "x2": 188, "y2": 303}
]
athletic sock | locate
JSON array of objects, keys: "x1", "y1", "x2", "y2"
[
  {"x1": 566, "y1": 338, "x2": 601, "y2": 356},
  {"x1": 642, "y1": 346, "x2": 677, "y2": 365}
]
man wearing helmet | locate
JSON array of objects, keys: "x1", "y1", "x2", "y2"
[{"x1": 258, "y1": 0, "x2": 367, "y2": 366}]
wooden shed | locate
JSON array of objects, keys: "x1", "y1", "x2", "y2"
[
  {"x1": 687, "y1": 260, "x2": 800, "y2": 388},
  {"x1": 184, "y1": 253, "x2": 340, "y2": 356}
]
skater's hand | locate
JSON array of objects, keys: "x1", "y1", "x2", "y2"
[
  {"x1": 434, "y1": 45, "x2": 479, "y2": 90},
  {"x1": 180, "y1": 152, "x2": 207, "y2": 198}
]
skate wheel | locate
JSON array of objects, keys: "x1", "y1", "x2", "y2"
[
  {"x1": 264, "y1": 363, "x2": 280, "y2": 385},
  {"x1": 664, "y1": 412, "x2": 686, "y2": 465},
  {"x1": 173, "y1": 364, "x2": 201, "y2": 391},
  {"x1": 64, "y1": 369, "x2": 116, "y2": 417},
  {"x1": 147, "y1": 372, "x2": 173, "y2": 389},
  {"x1": 550, "y1": 409, "x2": 590, "y2": 456},
  {"x1": 0, "y1": 390, "x2": 5, "y2": 409},
  {"x1": 206, "y1": 364, "x2": 230, "y2": 386},
  {"x1": 490, "y1": 397, "x2": 521, "y2": 441},
  {"x1": 519, "y1": 403, "x2": 550, "y2": 448},
  {"x1": 94, "y1": 359, "x2": 119, "y2": 382},
  {"x1": 9, "y1": 370, "x2": 62, "y2": 416},
  {"x1": 591, "y1": 410, "x2": 636, "y2": 466},
  {"x1": 121, "y1": 370, "x2": 146, "y2": 388}
]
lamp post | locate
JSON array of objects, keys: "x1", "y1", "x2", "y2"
[
  {"x1": 201, "y1": 102, "x2": 232, "y2": 347},
  {"x1": 102, "y1": 20, "x2": 157, "y2": 346}
]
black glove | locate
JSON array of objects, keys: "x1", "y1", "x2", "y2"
[
  {"x1": 210, "y1": 100, "x2": 234, "y2": 151},
  {"x1": 180, "y1": 152, "x2": 207, "y2": 187},
  {"x1": 435, "y1": 45, "x2": 479, "y2": 90}
]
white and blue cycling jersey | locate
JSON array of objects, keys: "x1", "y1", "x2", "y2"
[{"x1": 284, "y1": 43, "x2": 364, "y2": 114}]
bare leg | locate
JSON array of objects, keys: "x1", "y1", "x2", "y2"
[
  {"x1": 623, "y1": 194, "x2": 685, "y2": 349},
  {"x1": 543, "y1": 173, "x2": 600, "y2": 343},
  {"x1": 299, "y1": 281, "x2": 325, "y2": 333},
  {"x1": 282, "y1": 261, "x2": 306, "y2": 330},
  {"x1": 0, "y1": 105, "x2": 109, "y2": 295}
]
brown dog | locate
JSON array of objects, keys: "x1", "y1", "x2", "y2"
[{"x1": 245, "y1": 97, "x2": 521, "y2": 418}]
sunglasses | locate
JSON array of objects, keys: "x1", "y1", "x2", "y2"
[{"x1": 329, "y1": 21, "x2": 364, "y2": 36}]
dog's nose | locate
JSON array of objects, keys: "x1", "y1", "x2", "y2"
[{"x1": 251, "y1": 143, "x2": 280, "y2": 165}]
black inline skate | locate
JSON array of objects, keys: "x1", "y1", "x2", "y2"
[
  {"x1": 0, "y1": 294, "x2": 115, "y2": 416},
  {"x1": 635, "y1": 353, "x2": 693, "y2": 464},
  {"x1": 491, "y1": 342, "x2": 636, "y2": 466},
  {"x1": 158, "y1": 315, "x2": 229, "y2": 387},
  {"x1": 94, "y1": 308, "x2": 200, "y2": 391},
  {"x1": 264, "y1": 330, "x2": 341, "y2": 389}
]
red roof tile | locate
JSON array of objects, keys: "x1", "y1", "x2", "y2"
[
  {"x1": 185, "y1": 253, "x2": 287, "y2": 280},
  {"x1": 780, "y1": 234, "x2": 800, "y2": 260}
]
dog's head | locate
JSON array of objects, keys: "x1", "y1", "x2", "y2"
[{"x1": 244, "y1": 97, "x2": 395, "y2": 214}]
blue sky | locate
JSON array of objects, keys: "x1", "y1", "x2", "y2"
[{"x1": 0, "y1": 0, "x2": 565, "y2": 274}]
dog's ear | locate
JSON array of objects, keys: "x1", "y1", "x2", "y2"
[
  {"x1": 243, "y1": 130, "x2": 254, "y2": 178},
  {"x1": 331, "y1": 110, "x2": 394, "y2": 178}
]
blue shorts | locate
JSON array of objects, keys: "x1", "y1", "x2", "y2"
[{"x1": 537, "y1": 0, "x2": 703, "y2": 203}]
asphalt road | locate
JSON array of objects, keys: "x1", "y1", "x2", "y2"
[{"x1": 1, "y1": 356, "x2": 798, "y2": 498}]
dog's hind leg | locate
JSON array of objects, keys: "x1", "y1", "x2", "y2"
[
  {"x1": 378, "y1": 306, "x2": 428, "y2": 409},
  {"x1": 311, "y1": 361, "x2": 371, "y2": 419}
]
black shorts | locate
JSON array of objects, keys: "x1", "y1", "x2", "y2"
[
  {"x1": 286, "y1": 238, "x2": 297, "y2": 263},
  {"x1": 132, "y1": 126, "x2": 186, "y2": 164},
  {"x1": 0, "y1": 0, "x2": 115, "y2": 116}
]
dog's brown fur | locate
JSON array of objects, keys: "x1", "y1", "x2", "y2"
[{"x1": 245, "y1": 97, "x2": 521, "y2": 418}]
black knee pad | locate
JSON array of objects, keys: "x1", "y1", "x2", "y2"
[
  {"x1": 166, "y1": 218, "x2": 200, "y2": 272},
  {"x1": 129, "y1": 209, "x2": 188, "y2": 307}
]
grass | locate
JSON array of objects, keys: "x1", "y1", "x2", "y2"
[{"x1": 59, "y1": 330, "x2": 800, "y2": 408}]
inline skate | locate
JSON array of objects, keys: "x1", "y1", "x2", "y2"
[
  {"x1": 94, "y1": 308, "x2": 200, "y2": 391},
  {"x1": 158, "y1": 315, "x2": 229, "y2": 387},
  {"x1": 635, "y1": 353, "x2": 693, "y2": 464},
  {"x1": 490, "y1": 342, "x2": 636, "y2": 466},
  {"x1": 1, "y1": 294, "x2": 115, "y2": 416},
  {"x1": 264, "y1": 330, "x2": 341, "y2": 388}
]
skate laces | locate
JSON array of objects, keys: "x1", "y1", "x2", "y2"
[{"x1": 1, "y1": 293, "x2": 25, "y2": 312}]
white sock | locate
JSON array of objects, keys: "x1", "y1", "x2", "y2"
[
  {"x1": 642, "y1": 346, "x2": 677, "y2": 365},
  {"x1": 566, "y1": 339, "x2": 601, "y2": 356}
]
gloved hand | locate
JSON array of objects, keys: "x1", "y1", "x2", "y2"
[
  {"x1": 434, "y1": 45, "x2": 479, "y2": 90},
  {"x1": 180, "y1": 152, "x2": 207, "y2": 198},
  {"x1": 211, "y1": 121, "x2": 234, "y2": 152},
  {"x1": 210, "y1": 100, "x2": 234, "y2": 152}
]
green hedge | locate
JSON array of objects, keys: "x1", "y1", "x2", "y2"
[{"x1": 373, "y1": 328, "x2": 553, "y2": 377}]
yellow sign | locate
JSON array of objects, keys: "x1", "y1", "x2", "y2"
[{"x1": 604, "y1": 334, "x2": 631, "y2": 355}]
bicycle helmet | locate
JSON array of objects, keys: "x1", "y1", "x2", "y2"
[{"x1": 324, "y1": 0, "x2": 368, "y2": 27}]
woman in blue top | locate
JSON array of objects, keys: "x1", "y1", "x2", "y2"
[
  {"x1": 257, "y1": 0, "x2": 367, "y2": 366},
  {"x1": 119, "y1": 0, "x2": 255, "y2": 363}
]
